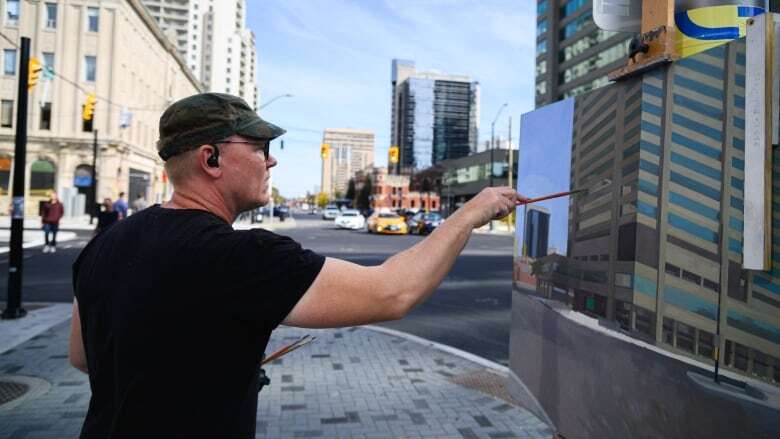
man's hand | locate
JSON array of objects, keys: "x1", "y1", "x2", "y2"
[{"x1": 457, "y1": 187, "x2": 527, "y2": 229}]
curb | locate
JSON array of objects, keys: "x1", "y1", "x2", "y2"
[
  {"x1": 0, "y1": 303, "x2": 73, "y2": 355},
  {"x1": 0, "y1": 232, "x2": 78, "y2": 255},
  {"x1": 363, "y1": 324, "x2": 510, "y2": 374}
]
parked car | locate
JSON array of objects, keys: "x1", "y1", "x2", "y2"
[
  {"x1": 407, "y1": 211, "x2": 443, "y2": 235},
  {"x1": 334, "y1": 209, "x2": 366, "y2": 230},
  {"x1": 273, "y1": 205, "x2": 290, "y2": 221},
  {"x1": 322, "y1": 205, "x2": 340, "y2": 220},
  {"x1": 366, "y1": 212, "x2": 408, "y2": 235}
]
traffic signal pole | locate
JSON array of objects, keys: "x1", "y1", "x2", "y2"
[
  {"x1": 90, "y1": 130, "x2": 98, "y2": 223},
  {"x1": 2, "y1": 37, "x2": 31, "y2": 320}
]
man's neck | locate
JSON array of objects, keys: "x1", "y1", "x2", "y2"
[{"x1": 162, "y1": 191, "x2": 234, "y2": 223}]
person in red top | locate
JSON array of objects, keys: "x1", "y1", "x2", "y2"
[{"x1": 40, "y1": 191, "x2": 65, "y2": 253}]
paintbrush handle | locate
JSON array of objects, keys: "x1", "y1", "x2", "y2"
[{"x1": 515, "y1": 190, "x2": 578, "y2": 206}]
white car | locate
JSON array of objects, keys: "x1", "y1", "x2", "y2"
[
  {"x1": 334, "y1": 210, "x2": 366, "y2": 229},
  {"x1": 322, "y1": 207, "x2": 340, "y2": 220}
]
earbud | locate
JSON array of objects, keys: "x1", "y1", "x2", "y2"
[{"x1": 207, "y1": 145, "x2": 220, "y2": 168}]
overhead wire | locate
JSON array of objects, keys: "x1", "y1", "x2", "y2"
[{"x1": 0, "y1": 30, "x2": 172, "y2": 114}]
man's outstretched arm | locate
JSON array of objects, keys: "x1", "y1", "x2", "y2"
[{"x1": 283, "y1": 187, "x2": 523, "y2": 328}]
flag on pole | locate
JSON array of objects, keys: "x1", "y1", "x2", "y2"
[{"x1": 119, "y1": 107, "x2": 133, "y2": 129}]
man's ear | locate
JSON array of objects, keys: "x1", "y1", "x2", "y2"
[{"x1": 197, "y1": 144, "x2": 221, "y2": 172}]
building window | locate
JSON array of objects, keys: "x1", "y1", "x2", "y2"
[
  {"x1": 84, "y1": 56, "x2": 96, "y2": 82},
  {"x1": 560, "y1": 29, "x2": 620, "y2": 63},
  {"x1": 537, "y1": 19, "x2": 547, "y2": 36},
  {"x1": 697, "y1": 330, "x2": 714, "y2": 359},
  {"x1": 536, "y1": 60, "x2": 547, "y2": 76},
  {"x1": 537, "y1": 40, "x2": 547, "y2": 56},
  {"x1": 561, "y1": 11, "x2": 592, "y2": 40},
  {"x1": 634, "y1": 306, "x2": 655, "y2": 338},
  {"x1": 40, "y1": 102, "x2": 51, "y2": 130},
  {"x1": 536, "y1": 80, "x2": 547, "y2": 96},
  {"x1": 1, "y1": 100, "x2": 13, "y2": 127},
  {"x1": 87, "y1": 7, "x2": 99, "y2": 32},
  {"x1": 614, "y1": 300, "x2": 631, "y2": 330},
  {"x1": 675, "y1": 321, "x2": 695, "y2": 353},
  {"x1": 753, "y1": 350, "x2": 770, "y2": 378},
  {"x1": 3, "y1": 49, "x2": 16, "y2": 75},
  {"x1": 45, "y1": 3, "x2": 57, "y2": 28},
  {"x1": 702, "y1": 278, "x2": 720, "y2": 293},
  {"x1": 733, "y1": 342, "x2": 749, "y2": 371},
  {"x1": 537, "y1": 0, "x2": 547, "y2": 15},
  {"x1": 5, "y1": 0, "x2": 19, "y2": 25},
  {"x1": 560, "y1": 40, "x2": 629, "y2": 84},
  {"x1": 614, "y1": 273, "x2": 633, "y2": 288},
  {"x1": 662, "y1": 317, "x2": 674, "y2": 345},
  {"x1": 682, "y1": 270, "x2": 701, "y2": 286},
  {"x1": 664, "y1": 263, "x2": 681, "y2": 277},
  {"x1": 561, "y1": 0, "x2": 588, "y2": 18}
]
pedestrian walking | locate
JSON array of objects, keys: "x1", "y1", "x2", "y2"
[
  {"x1": 94, "y1": 198, "x2": 119, "y2": 235},
  {"x1": 112, "y1": 192, "x2": 128, "y2": 219},
  {"x1": 68, "y1": 92, "x2": 527, "y2": 438},
  {"x1": 131, "y1": 194, "x2": 148, "y2": 214},
  {"x1": 40, "y1": 191, "x2": 64, "y2": 253}
]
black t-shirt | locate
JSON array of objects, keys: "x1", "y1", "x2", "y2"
[{"x1": 73, "y1": 205, "x2": 325, "y2": 438}]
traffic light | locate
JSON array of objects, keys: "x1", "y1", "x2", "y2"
[
  {"x1": 389, "y1": 146, "x2": 399, "y2": 164},
  {"x1": 27, "y1": 57, "x2": 42, "y2": 90},
  {"x1": 320, "y1": 143, "x2": 330, "y2": 159},
  {"x1": 82, "y1": 93, "x2": 96, "y2": 121}
]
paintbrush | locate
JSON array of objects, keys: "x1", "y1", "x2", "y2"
[
  {"x1": 515, "y1": 188, "x2": 589, "y2": 206},
  {"x1": 261, "y1": 334, "x2": 317, "y2": 365}
]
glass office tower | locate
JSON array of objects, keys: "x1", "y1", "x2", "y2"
[{"x1": 390, "y1": 60, "x2": 479, "y2": 173}]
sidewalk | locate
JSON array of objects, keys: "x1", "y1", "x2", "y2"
[
  {"x1": 0, "y1": 304, "x2": 552, "y2": 438},
  {"x1": 0, "y1": 213, "x2": 299, "y2": 232}
]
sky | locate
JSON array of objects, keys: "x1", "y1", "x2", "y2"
[{"x1": 247, "y1": 0, "x2": 537, "y2": 198}]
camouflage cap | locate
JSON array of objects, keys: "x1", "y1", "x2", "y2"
[{"x1": 157, "y1": 93, "x2": 286, "y2": 161}]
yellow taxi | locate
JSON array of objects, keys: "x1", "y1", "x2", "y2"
[{"x1": 367, "y1": 212, "x2": 408, "y2": 235}]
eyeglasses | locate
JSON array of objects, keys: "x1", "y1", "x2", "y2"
[{"x1": 214, "y1": 140, "x2": 271, "y2": 160}]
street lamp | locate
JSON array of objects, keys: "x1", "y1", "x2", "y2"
[
  {"x1": 489, "y1": 103, "x2": 507, "y2": 231},
  {"x1": 258, "y1": 93, "x2": 292, "y2": 226},
  {"x1": 489, "y1": 102, "x2": 508, "y2": 188},
  {"x1": 259, "y1": 93, "x2": 293, "y2": 111}
]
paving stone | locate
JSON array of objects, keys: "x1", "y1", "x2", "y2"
[
  {"x1": 412, "y1": 399, "x2": 429, "y2": 410},
  {"x1": 474, "y1": 415, "x2": 493, "y2": 428}
]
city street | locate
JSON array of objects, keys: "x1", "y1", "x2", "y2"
[{"x1": 0, "y1": 212, "x2": 515, "y2": 365}]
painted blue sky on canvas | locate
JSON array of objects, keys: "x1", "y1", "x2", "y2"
[
  {"x1": 516, "y1": 98, "x2": 575, "y2": 256},
  {"x1": 248, "y1": 1, "x2": 536, "y2": 197}
]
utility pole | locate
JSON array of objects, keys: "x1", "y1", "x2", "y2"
[
  {"x1": 489, "y1": 103, "x2": 507, "y2": 231},
  {"x1": 90, "y1": 130, "x2": 98, "y2": 224},
  {"x1": 3, "y1": 37, "x2": 31, "y2": 320},
  {"x1": 508, "y1": 116, "x2": 513, "y2": 233},
  {"x1": 508, "y1": 116, "x2": 513, "y2": 192}
]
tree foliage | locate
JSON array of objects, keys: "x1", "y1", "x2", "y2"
[
  {"x1": 316, "y1": 192, "x2": 329, "y2": 208},
  {"x1": 357, "y1": 176, "x2": 372, "y2": 212},
  {"x1": 345, "y1": 178, "x2": 356, "y2": 206}
]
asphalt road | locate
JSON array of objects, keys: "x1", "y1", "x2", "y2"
[
  {"x1": 265, "y1": 213, "x2": 515, "y2": 366},
  {"x1": 0, "y1": 212, "x2": 515, "y2": 365}
]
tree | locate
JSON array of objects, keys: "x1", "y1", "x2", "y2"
[
  {"x1": 316, "y1": 192, "x2": 329, "y2": 208},
  {"x1": 345, "y1": 178, "x2": 356, "y2": 207},
  {"x1": 272, "y1": 187, "x2": 284, "y2": 205},
  {"x1": 357, "y1": 176, "x2": 372, "y2": 212}
]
